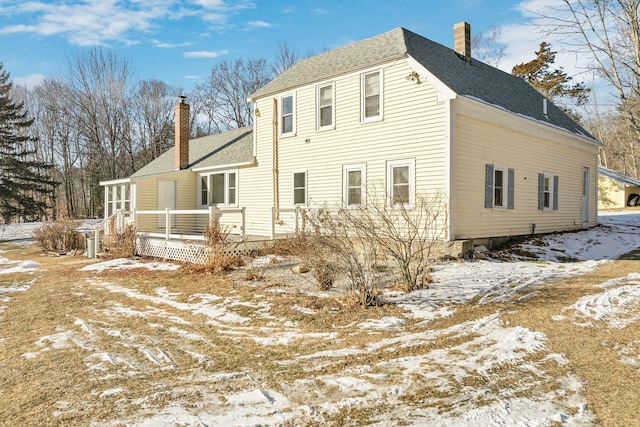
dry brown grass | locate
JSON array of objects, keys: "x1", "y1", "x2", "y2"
[{"x1": 2, "y1": 243, "x2": 640, "y2": 426}]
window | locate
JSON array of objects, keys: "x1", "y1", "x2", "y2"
[
  {"x1": 343, "y1": 164, "x2": 366, "y2": 207},
  {"x1": 387, "y1": 159, "x2": 414, "y2": 207},
  {"x1": 200, "y1": 176, "x2": 209, "y2": 206},
  {"x1": 317, "y1": 83, "x2": 334, "y2": 129},
  {"x1": 293, "y1": 171, "x2": 307, "y2": 205},
  {"x1": 199, "y1": 171, "x2": 238, "y2": 207},
  {"x1": 538, "y1": 173, "x2": 558, "y2": 211},
  {"x1": 281, "y1": 94, "x2": 295, "y2": 136},
  {"x1": 485, "y1": 164, "x2": 514, "y2": 209},
  {"x1": 362, "y1": 70, "x2": 382, "y2": 121}
]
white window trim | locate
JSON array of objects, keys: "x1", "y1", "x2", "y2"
[
  {"x1": 293, "y1": 170, "x2": 308, "y2": 206},
  {"x1": 387, "y1": 159, "x2": 415, "y2": 208},
  {"x1": 316, "y1": 82, "x2": 335, "y2": 131},
  {"x1": 198, "y1": 170, "x2": 239, "y2": 208},
  {"x1": 280, "y1": 92, "x2": 296, "y2": 137},
  {"x1": 343, "y1": 164, "x2": 367, "y2": 208},
  {"x1": 361, "y1": 69, "x2": 383, "y2": 123},
  {"x1": 543, "y1": 172, "x2": 554, "y2": 211},
  {"x1": 493, "y1": 163, "x2": 507, "y2": 209}
]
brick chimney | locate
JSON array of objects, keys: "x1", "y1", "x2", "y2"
[
  {"x1": 454, "y1": 21, "x2": 471, "y2": 64},
  {"x1": 175, "y1": 96, "x2": 190, "y2": 170}
]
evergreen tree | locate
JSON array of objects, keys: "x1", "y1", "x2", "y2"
[
  {"x1": 0, "y1": 63, "x2": 56, "y2": 223},
  {"x1": 512, "y1": 42, "x2": 590, "y2": 120}
]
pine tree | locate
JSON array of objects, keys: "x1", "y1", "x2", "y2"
[
  {"x1": 512, "y1": 42, "x2": 590, "y2": 121},
  {"x1": 0, "y1": 63, "x2": 57, "y2": 223}
]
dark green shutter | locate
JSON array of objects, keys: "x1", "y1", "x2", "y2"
[
  {"x1": 538, "y1": 173, "x2": 544, "y2": 210},
  {"x1": 553, "y1": 175, "x2": 559, "y2": 210},
  {"x1": 507, "y1": 168, "x2": 515, "y2": 209},
  {"x1": 485, "y1": 164, "x2": 494, "y2": 208}
]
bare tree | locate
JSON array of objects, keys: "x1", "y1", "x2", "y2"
[
  {"x1": 531, "y1": 0, "x2": 640, "y2": 174},
  {"x1": 62, "y1": 47, "x2": 135, "y2": 216},
  {"x1": 472, "y1": 25, "x2": 506, "y2": 67},
  {"x1": 132, "y1": 79, "x2": 176, "y2": 167},
  {"x1": 271, "y1": 41, "x2": 299, "y2": 76},
  {"x1": 203, "y1": 58, "x2": 271, "y2": 130}
]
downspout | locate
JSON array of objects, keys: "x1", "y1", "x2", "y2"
[{"x1": 273, "y1": 98, "x2": 280, "y2": 222}]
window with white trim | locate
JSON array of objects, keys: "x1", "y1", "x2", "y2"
[
  {"x1": 484, "y1": 163, "x2": 514, "y2": 209},
  {"x1": 362, "y1": 70, "x2": 382, "y2": 121},
  {"x1": 387, "y1": 159, "x2": 414, "y2": 207},
  {"x1": 343, "y1": 164, "x2": 366, "y2": 207},
  {"x1": 281, "y1": 93, "x2": 295, "y2": 136},
  {"x1": 317, "y1": 83, "x2": 334, "y2": 130},
  {"x1": 538, "y1": 172, "x2": 558, "y2": 211},
  {"x1": 199, "y1": 170, "x2": 238, "y2": 207},
  {"x1": 293, "y1": 171, "x2": 307, "y2": 205}
]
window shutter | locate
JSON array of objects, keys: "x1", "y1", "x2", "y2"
[
  {"x1": 485, "y1": 164, "x2": 493, "y2": 208},
  {"x1": 538, "y1": 173, "x2": 544, "y2": 210},
  {"x1": 507, "y1": 168, "x2": 515, "y2": 209},
  {"x1": 553, "y1": 175, "x2": 559, "y2": 210}
]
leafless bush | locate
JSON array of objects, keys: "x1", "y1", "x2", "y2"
[
  {"x1": 301, "y1": 191, "x2": 447, "y2": 304},
  {"x1": 33, "y1": 220, "x2": 86, "y2": 252},
  {"x1": 103, "y1": 218, "x2": 137, "y2": 258},
  {"x1": 202, "y1": 218, "x2": 243, "y2": 274}
]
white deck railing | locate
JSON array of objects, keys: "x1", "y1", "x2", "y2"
[{"x1": 134, "y1": 206, "x2": 246, "y2": 241}]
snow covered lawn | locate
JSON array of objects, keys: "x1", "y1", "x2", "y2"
[{"x1": 1, "y1": 211, "x2": 640, "y2": 425}]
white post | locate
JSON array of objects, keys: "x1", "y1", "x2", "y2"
[
  {"x1": 240, "y1": 207, "x2": 246, "y2": 240},
  {"x1": 165, "y1": 207, "x2": 170, "y2": 240},
  {"x1": 270, "y1": 207, "x2": 275, "y2": 240}
]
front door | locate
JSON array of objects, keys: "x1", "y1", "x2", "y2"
[
  {"x1": 158, "y1": 180, "x2": 177, "y2": 230},
  {"x1": 582, "y1": 167, "x2": 590, "y2": 225}
]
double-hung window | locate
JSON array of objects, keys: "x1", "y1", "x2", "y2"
[
  {"x1": 281, "y1": 93, "x2": 295, "y2": 136},
  {"x1": 293, "y1": 171, "x2": 307, "y2": 205},
  {"x1": 343, "y1": 164, "x2": 366, "y2": 207},
  {"x1": 485, "y1": 163, "x2": 515, "y2": 209},
  {"x1": 538, "y1": 173, "x2": 558, "y2": 211},
  {"x1": 199, "y1": 171, "x2": 237, "y2": 207},
  {"x1": 362, "y1": 70, "x2": 382, "y2": 121},
  {"x1": 317, "y1": 83, "x2": 334, "y2": 130},
  {"x1": 387, "y1": 159, "x2": 414, "y2": 208}
]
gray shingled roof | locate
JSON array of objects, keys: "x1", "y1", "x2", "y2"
[
  {"x1": 599, "y1": 166, "x2": 640, "y2": 187},
  {"x1": 250, "y1": 27, "x2": 597, "y2": 141},
  {"x1": 131, "y1": 127, "x2": 253, "y2": 178}
]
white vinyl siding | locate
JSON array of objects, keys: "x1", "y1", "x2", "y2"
[
  {"x1": 246, "y1": 59, "x2": 447, "y2": 236},
  {"x1": 455, "y1": 98, "x2": 598, "y2": 239}
]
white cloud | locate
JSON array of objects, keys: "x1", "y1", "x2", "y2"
[
  {"x1": 151, "y1": 39, "x2": 193, "y2": 48},
  {"x1": 246, "y1": 20, "x2": 273, "y2": 29},
  {"x1": 13, "y1": 73, "x2": 46, "y2": 88},
  {"x1": 183, "y1": 49, "x2": 229, "y2": 58}
]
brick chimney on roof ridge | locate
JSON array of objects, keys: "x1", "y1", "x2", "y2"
[
  {"x1": 454, "y1": 21, "x2": 471, "y2": 64},
  {"x1": 175, "y1": 96, "x2": 190, "y2": 170}
]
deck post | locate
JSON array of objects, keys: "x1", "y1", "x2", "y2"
[
  {"x1": 165, "y1": 208, "x2": 170, "y2": 240},
  {"x1": 240, "y1": 207, "x2": 246, "y2": 240}
]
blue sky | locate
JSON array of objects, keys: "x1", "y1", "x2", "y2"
[{"x1": 0, "y1": 0, "x2": 559, "y2": 89}]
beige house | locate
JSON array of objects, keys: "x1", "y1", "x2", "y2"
[
  {"x1": 101, "y1": 22, "x2": 601, "y2": 262},
  {"x1": 598, "y1": 166, "x2": 640, "y2": 209}
]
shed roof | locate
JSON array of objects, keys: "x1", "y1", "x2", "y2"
[
  {"x1": 598, "y1": 166, "x2": 640, "y2": 187},
  {"x1": 250, "y1": 27, "x2": 597, "y2": 141}
]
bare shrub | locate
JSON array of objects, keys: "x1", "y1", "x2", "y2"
[
  {"x1": 103, "y1": 219, "x2": 137, "y2": 258},
  {"x1": 301, "y1": 191, "x2": 447, "y2": 304},
  {"x1": 33, "y1": 220, "x2": 86, "y2": 252},
  {"x1": 202, "y1": 218, "x2": 243, "y2": 274}
]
